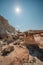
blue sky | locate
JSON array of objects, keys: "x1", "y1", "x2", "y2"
[{"x1": 0, "y1": 0, "x2": 43, "y2": 31}]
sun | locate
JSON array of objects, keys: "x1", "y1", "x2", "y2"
[{"x1": 15, "y1": 7, "x2": 21, "y2": 14}]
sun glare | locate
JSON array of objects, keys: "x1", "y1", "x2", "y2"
[{"x1": 15, "y1": 7, "x2": 21, "y2": 14}]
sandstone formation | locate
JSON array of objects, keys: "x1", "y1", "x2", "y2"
[{"x1": 0, "y1": 16, "x2": 43, "y2": 65}]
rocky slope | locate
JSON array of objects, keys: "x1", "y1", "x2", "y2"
[{"x1": 0, "y1": 15, "x2": 16, "y2": 36}]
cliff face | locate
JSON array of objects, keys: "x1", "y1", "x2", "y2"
[
  {"x1": 0, "y1": 15, "x2": 15, "y2": 34},
  {"x1": 23, "y1": 30, "x2": 43, "y2": 49},
  {"x1": 0, "y1": 15, "x2": 17, "y2": 39}
]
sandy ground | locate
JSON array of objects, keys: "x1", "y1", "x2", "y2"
[
  {"x1": 0, "y1": 45, "x2": 43, "y2": 65},
  {"x1": 0, "y1": 45, "x2": 29, "y2": 65}
]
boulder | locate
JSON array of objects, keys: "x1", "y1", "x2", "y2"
[{"x1": 1, "y1": 45, "x2": 14, "y2": 56}]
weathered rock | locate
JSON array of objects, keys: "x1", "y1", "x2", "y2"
[{"x1": 1, "y1": 45, "x2": 14, "y2": 56}]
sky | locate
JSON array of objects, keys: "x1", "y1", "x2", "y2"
[{"x1": 0, "y1": 0, "x2": 43, "y2": 31}]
